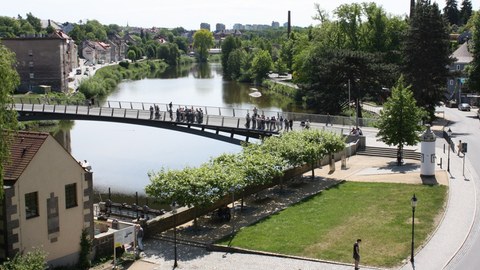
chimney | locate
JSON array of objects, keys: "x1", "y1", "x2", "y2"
[{"x1": 288, "y1": 10, "x2": 291, "y2": 39}]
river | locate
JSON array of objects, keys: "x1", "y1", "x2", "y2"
[{"x1": 69, "y1": 63, "x2": 290, "y2": 194}]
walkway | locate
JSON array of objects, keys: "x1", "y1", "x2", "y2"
[{"x1": 92, "y1": 120, "x2": 476, "y2": 270}]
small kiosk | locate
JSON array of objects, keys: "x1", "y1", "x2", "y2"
[{"x1": 420, "y1": 125, "x2": 436, "y2": 176}]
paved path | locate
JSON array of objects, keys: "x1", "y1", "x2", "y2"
[{"x1": 95, "y1": 121, "x2": 476, "y2": 270}]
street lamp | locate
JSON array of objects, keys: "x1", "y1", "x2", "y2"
[
  {"x1": 447, "y1": 128, "x2": 452, "y2": 173},
  {"x1": 170, "y1": 201, "x2": 178, "y2": 268},
  {"x1": 410, "y1": 194, "x2": 418, "y2": 266}
]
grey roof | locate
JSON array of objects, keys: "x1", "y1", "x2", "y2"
[{"x1": 452, "y1": 43, "x2": 473, "y2": 64}]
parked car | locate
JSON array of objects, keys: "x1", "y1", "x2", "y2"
[{"x1": 458, "y1": 103, "x2": 471, "y2": 111}]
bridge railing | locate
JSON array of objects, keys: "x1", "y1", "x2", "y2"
[
  {"x1": 101, "y1": 100, "x2": 379, "y2": 128},
  {"x1": 12, "y1": 97, "x2": 379, "y2": 128}
]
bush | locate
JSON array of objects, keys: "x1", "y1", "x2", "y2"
[{"x1": 119, "y1": 61, "x2": 129, "y2": 69}]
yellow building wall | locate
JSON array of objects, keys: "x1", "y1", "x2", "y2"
[{"x1": 15, "y1": 136, "x2": 88, "y2": 264}]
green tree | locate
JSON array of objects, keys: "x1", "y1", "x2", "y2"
[
  {"x1": 459, "y1": 0, "x2": 473, "y2": 25},
  {"x1": 0, "y1": 16, "x2": 22, "y2": 37},
  {"x1": 25, "y1": 12, "x2": 41, "y2": 33},
  {"x1": 295, "y1": 47, "x2": 397, "y2": 115},
  {"x1": 250, "y1": 49, "x2": 273, "y2": 84},
  {"x1": 376, "y1": 77, "x2": 426, "y2": 165},
  {"x1": 193, "y1": 29, "x2": 214, "y2": 63},
  {"x1": 467, "y1": 12, "x2": 480, "y2": 92},
  {"x1": 0, "y1": 43, "x2": 19, "y2": 199},
  {"x1": 226, "y1": 48, "x2": 247, "y2": 80},
  {"x1": 402, "y1": 0, "x2": 452, "y2": 120},
  {"x1": 127, "y1": 50, "x2": 136, "y2": 61},
  {"x1": 444, "y1": 0, "x2": 460, "y2": 26},
  {"x1": 157, "y1": 43, "x2": 180, "y2": 66},
  {"x1": 221, "y1": 36, "x2": 241, "y2": 79}
]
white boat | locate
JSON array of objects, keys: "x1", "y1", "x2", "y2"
[
  {"x1": 250, "y1": 88, "x2": 258, "y2": 91},
  {"x1": 249, "y1": 91, "x2": 262, "y2": 97}
]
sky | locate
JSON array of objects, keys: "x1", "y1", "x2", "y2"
[{"x1": 3, "y1": 0, "x2": 480, "y2": 30}]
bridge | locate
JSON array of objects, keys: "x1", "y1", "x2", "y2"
[{"x1": 12, "y1": 98, "x2": 376, "y2": 145}]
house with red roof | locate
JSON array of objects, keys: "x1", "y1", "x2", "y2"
[{"x1": 0, "y1": 131, "x2": 94, "y2": 267}]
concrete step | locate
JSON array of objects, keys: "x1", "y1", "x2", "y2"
[{"x1": 357, "y1": 146, "x2": 421, "y2": 160}]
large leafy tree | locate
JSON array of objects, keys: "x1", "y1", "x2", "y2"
[
  {"x1": 0, "y1": 43, "x2": 20, "y2": 199},
  {"x1": 376, "y1": 77, "x2": 426, "y2": 165},
  {"x1": 221, "y1": 36, "x2": 241, "y2": 79},
  {"x1": 250, "y1": 49, "x2": 273, "y2": 84},
  {"x1": 467, "y1": 12, "x2": 480, "y2": 92},
  {"x1": 193, "y1": 29, "x2": 214, "y2": 63},
  {"x1": 402, "y1": 0, "x2": 452, "y2": 121},
  {"x1": 295, "y1": 47, "x2": 398, "y2": 115}
]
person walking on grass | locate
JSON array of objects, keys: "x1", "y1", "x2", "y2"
[{"x1": 353, "y1": 239, "x2": 361, "y2": 270}]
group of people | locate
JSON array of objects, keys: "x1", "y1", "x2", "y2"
[
  {"x1": 149, "y1": 104, "x2": 163, "y2": 120},
  {"x1": 245, "y1": 109, "x2": 294, "y2": 132},
  {"x1": 175, "y1": 106, "x2": 204, "y2": 124},
  {"x1": 350, "y1": 127, "x2": 363, "y2": 136}
]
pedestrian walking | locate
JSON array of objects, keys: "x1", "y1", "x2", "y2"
[
  {"x1": 457, "y1": 140, "x2": 462, "y2": 156},
  {"x1": 326, "y1": 113, "x2": 332, "y2": 126},
  {"x1": 136, "y1": 224, "x2": 144, "y2": 251},
  {"x1": 353, "y1": 239, "x2": 361, "y2": 270}
]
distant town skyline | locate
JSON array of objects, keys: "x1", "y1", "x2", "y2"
[{"x1": 3, "y1": 0, "x2": 479, "y2": 30}]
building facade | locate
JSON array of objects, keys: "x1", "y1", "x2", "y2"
[
  {"x1": 0, "y1": 131, "x2": 94, "y2": 267},
  {"x1": 447, "y1": 42, "x2": 473, "y2": 102},
  {"x1": 2, "y1": 31, "x2": 78, "y2": 93}
]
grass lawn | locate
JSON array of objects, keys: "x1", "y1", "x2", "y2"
[{"x1": 218, "y1": 181, "x2": 447, "y2": 268}]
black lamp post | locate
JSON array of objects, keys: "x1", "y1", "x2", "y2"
[
  {"x1": 171, "y1": 201, "x2": 178, "y2": 268},
  {"x1": 410, "y1": 194, "x2": 418, "y2": 265},
  {"x1": 447, "y1": 128, "x2": 452, "y2": 173}
]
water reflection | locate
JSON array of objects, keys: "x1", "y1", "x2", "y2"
[{"x1": 68, "y1": 63, "x2": 296, "y2": 194}]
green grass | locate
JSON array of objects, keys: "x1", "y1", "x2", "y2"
[{"x1": 218, "y1": 182, "x2": 447, "y2": 268}]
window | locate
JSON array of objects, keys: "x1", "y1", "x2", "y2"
[
  {"x1": 450, "y1": 79, "x2": 454, "y2": 85},
  {"x1": 28, "y1": 49, "x2": 33, "y2": 56},
  {"x1": 25, "y1": 192, "x2": 39, "y2": 219},
  {"x1": 456, "y1": 65, "x2": 461, "y2": 70},
  {"x1": 65, "y1": 183, "x2": 77, "y2": 208},
  {"x1": 29, "y1": 73, "x2": 34, "y2": 79},
  {"x1": 29, "y1": 61, "x2": 34, "y2": 67}
]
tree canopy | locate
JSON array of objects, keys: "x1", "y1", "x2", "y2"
[
  {"x1": 402, "y1": 0, "x2": 452, "y2": 120},
  {"x1": 146, "y1": 130, "x2": 344, "y2": 208},
  {"x1": 376, "y1": 76, "x2": 426, "y2": 163},
  {"x1": 467, "y1": 12, "x2": 480, "y2": 92},
  {"x1": 0, "y1": 43, "x2": 20, "y2": 199},
  {"x1": 193, "y1": 29, "x2": 214, "y2": 63}
]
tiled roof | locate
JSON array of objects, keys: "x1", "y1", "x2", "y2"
[{"x1": 3, "y1": 131, "x2": 49, "y2": 182}]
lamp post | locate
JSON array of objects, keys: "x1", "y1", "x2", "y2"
[
  {"x1": 170, "y1": 201, "x2": 178, "y2": 268},
  {"x1": 410, "y1": 194, "x2": 418, "y2": 265},
  {"x1": 447, "y1": 128, "x2": 452, "y2": 173}
]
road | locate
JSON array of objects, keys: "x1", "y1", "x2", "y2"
[{"x1": 442, "y1": 106, "x2": 480, "y2": 270}]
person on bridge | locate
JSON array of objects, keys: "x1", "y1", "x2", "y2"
[
  {"x1": 149, "y1": 106, "x2": 154, "y2": 119},
  {"x1": 245, "y1": 113, "x2": 251, "y2": 129},
  {"x1": 305, "y1": 120, "x2": 311, "y2": 129},
  {"x1": 326, "y1": 113, "x2": 332, "y2": 126},
  {"x1": 457, "y1": 140, "x2": 463, "y2": 156}
]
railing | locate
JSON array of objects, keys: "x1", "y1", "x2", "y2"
[{"x1": 12, "y1": 97, "x2": 379, "y2": 128}]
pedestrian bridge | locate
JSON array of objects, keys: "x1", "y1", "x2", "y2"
[{"x1": 12, "y1": 98, "x2": 374, "y2": 145}]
